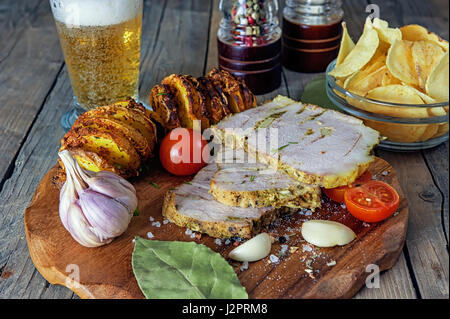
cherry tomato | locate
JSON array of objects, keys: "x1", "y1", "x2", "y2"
[
  {"x1": 344, "y1": 180, "x2": 400, "y2": 223},
  {"x1": 323, "y1": 170, "x2": 373, "y2": 203},
  {"x1": 159, "y1": 128, "x2": 209, "y2": 176}
]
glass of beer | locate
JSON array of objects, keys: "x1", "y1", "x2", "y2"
[{"x1": 49, "y1": 0, "x2": 143, "y2": 130}]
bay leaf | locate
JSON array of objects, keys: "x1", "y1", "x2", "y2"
[{"x1": 132, "y1": 237, "x2": 248, "y2": 299}]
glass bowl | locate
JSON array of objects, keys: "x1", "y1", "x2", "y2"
[{"x1": 326, "y1": 59, "x2": 449, "y2": 151}]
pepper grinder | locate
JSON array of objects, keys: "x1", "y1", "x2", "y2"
[
  {"x1": 217, "y1": 0, "x2": 282, "y2": 95},
  {"x1": 282, "y1": 0, "x2": 344, "y2": 72}
]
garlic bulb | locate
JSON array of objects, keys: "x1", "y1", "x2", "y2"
[
  {"x1": 228, "y1": 233, "x2": 272, "y2": 262},
  {"x1": 58, "y1": 150, "x2": 137, "y2": 247}
]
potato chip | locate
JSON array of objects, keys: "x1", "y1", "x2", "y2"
[
  {"x1": 362, "y1": 119, "x2": 429, "y2": 143},
  {"x1": 426, "y1": 51, "x2": 449, "y2": 102},
  {"x1": 401, "y1": 24, "x2": 449, "y2": 51},
  {"x1": 344, "y1": 65, "x2": 387, "y2": 96},
  {"x1": 420, "y1": 124, "x2": 440, "y2": 141},
  {"x1": 402, "y1": 84, "x2": 437, "y2": 104},
  {"x1": 372, "y1": 18, "x2": 402, "y2": 45},
  {"x1": 381, "y1": 69, "x2": 402, "y2": 86},
  {"x1": 386, "y1": 39, "x2": 419, "y2": 86},
  {"x1": 364, "y1": 85, "x2": 428, "y2": 118},
  {"x1": 411, "y1": 40, "x2": 446, "y2": 90},
  {"x1": 433, "y1": 123, "x2": 449, "y2": 139},
  {"x1": 329, "y1": 24, "x2": 379, "y2": 78},
  {"x1": 336, "y1": 22, "x2": 355, "y2": 66}
]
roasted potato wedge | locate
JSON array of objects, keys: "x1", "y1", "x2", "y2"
[
  {"x1": 61, "y1": 126, "x2": 141, "y2": 178},
  {"x1": 58, "y1": 147, "x2": 128, "y2": 177},
  {"x1": 207, "y1": 68, "x2": 247, "y2": 113},
  {"x1": 83, "y1": 103, "x2": 157, "y2": 156},
  {"x1": 184, "y1": 75, "x2": 211, "y2": 129},
  {"x1": 240, "y1": 80, "x2": 257, "y2": 110},
  {"x1": 197, "y1": 76, "x2": 229, "y2": 124},
  {"x1": 150, "y1": 84, "x2": 181, "y2": 131},
  {"x1": 210, "y1": 79, "x2": 233, "y2": 116},
  {"x1": 72, "y1": 115, "x2": 151, "y2": 161},
  {"x1": 162, "y1": 74, "x2": 209, "y2": 130}
]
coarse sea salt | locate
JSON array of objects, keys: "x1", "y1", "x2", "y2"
[
  {"x1": 269, "y1": 254, "x2": 280, "y2": 263},
  {"x1": 302, "y1": 244, "x2": 313, "y2": 252},
  {"x1": 147, "y1": 232, "x2": 154, "y2": 239},
  {"x1": 185, "y1": 229, "x2": 193, "y2": 236},
  {"x1": 215, "y1": 238, "x2": 222, "y2": 246},
  {"x1": 163, "y1": 219, "x2": 169, "y2": 225},
  {"x1": 224, "y1": 239, "x2": 231, "y2": 245},
  {"x1": 240, "y1": 261, "x2": 249, "y2": 271},
  {"x1": 149, "y1": 216, "x2": 154, "y2": 222},
  {"x1": 152, "y1": 221, "x2": 161, "y2": 228}
]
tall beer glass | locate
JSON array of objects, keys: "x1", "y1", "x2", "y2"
[{"x1": 50, "y1": 0, "x2": 143, "y2": 130}]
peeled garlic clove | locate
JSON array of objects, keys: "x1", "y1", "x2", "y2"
[
  {"x1": 228, "y1": 233, "x2": 272, "y2": 262},
  {"x1": 301, "y1": 220, "x2": 356, "y2": 247}
]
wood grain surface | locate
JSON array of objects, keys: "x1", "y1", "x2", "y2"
[
  {"x1": 0, "y1": 0, "x2": 448, "y2": 299},
  {"x1": 24, "y1": 158, "x2": 408, "y2": 299}
]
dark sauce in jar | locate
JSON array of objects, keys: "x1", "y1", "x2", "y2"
[{"x1": 282, "y1": 0, "x2": 344, "y2": 73}]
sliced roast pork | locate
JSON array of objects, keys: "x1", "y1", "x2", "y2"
[
  {"x1": 162, "y1": 164, "x2": 295, "y2": 239},
  {"x1": 211, "y1": 96, "x2": 380, "y2": 189},
  {"x1": 211, "y1": 146, "x2": 321, "y2": 209}
]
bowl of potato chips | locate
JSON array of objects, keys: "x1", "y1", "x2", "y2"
[{"x1": 326, "y1": 18, "x2": 449, "y2": 151}]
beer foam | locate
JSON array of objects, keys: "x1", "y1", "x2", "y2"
[{"x1": 50, "y1": 0, "x2": 142, "y2": 27}]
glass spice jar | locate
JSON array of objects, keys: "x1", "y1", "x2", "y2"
[
  {"x1": 282, "y1": 0, "x2": 344, "y2": 72},
  {"x1": 217, "y1": 0, "x2": 282, "y2": 95}
]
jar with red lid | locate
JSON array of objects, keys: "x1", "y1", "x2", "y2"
[
  {"x1": 217, "y1": 0, "x2": 282, "y2": 95},
  {"x1": 282, "y1": 0, "x2": 344, "y2": 72}
]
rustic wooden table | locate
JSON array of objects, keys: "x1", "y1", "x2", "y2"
[{"x1": 0, "y1": 0, "x2": 448, "y2": 299}]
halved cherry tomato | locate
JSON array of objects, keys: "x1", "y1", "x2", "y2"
[
  {"x1": 323, "y1": 170, "x2": 373, "y2": 203},
  {"x1": 159, "y1": 128, "x2": 209, "y2": 176},
  {"x1": 344, "y1": 180, "x2": 400, "y2": 223}
]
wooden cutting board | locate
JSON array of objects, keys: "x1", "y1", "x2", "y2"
[{"x1": 24, "y1": 157, "x2": 408, "y2": 299}]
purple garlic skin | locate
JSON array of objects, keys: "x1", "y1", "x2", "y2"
[{"x1": 58, "y1": 150, "x2": 138, "y2": 248}]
